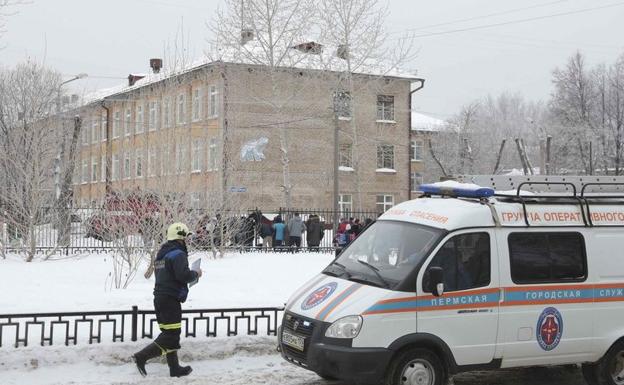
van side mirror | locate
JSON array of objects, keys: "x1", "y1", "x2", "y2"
[{"x1": 427, "y1": 267, "x2": 444, "y2": 297}]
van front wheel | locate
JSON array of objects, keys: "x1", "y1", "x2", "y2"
[
  {"x1": 597, "y1": 340, "x2": 624, "y2": 385},
  {"x1": 386, "y1": 348, "x2": 445, "y2": 385}
]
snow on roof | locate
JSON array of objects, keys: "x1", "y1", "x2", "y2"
[
  {"x1": 411, "y1": 111, "x2": 447, "y2": 132},
  {"x1": 81, "y1": 41, "x2": 421, "y2": 107}
]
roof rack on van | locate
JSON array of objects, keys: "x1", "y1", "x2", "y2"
[{"x1": 449, "y1": 176, "x2": 624, "y2": 228}]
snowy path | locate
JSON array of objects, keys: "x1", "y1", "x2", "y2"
[{"x1": 0, "y1": 336, "x2": 585, "y2": 385}]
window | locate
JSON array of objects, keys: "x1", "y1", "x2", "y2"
[
  {"x1": 208, "y1": 138, "x2": 218, "y2": 170},
  {"x1": 339, "y1": 194, "x2": 352, "y2": 216},
  {"x1": 411, "y1": 139, "x2": 423, "y2": 161},
  {"x1": 411, "y1": 172, "x2": 423, "y2": 191},
  {"x1": 81, "y1": 127, "x2": 89, "y2": 145},
  {"x1": 112, "y1": 154, "x2": 119, "y2": 181},
  {"x1": 333, "y1": 90, "x2": 351, "y2": 119},
  {"x1": 377, "y1": 95, "x2": 395, "y2": 121},
  {"x1": 101, "y1": 155, "x2": 106, "y2": 182},
  {"x1": 177, "y1": 93, "x2": 186, "y2": 125},
  {"x1": 113, "y1": 111, "x2": 121, "y2": 138},
  {"x1": 332, "y1": 222, "x2": 443, "y2": 290},
  {"x1": 91, "y1": 117, "x2": 99, "y2": 143},
  {"x1": 339, "y1": 144, "x2": 353, "y2": 168},
  {"x1": 424, "y1": 233, "x2": 491, "y2": 293},
  {"x1": 377, "y1": 144, "x2": 395, "y2": 169},
  {"x1": 101, "y1": 112, "x2": 107, "y2": 142},
  {"x1": 508, "y1": 232, "x2": 587, "y2": 284},
  {"x1": 136, "y1": 104, "x2": 144, "y2": 133},
  {"x1": 192, "y1": 139, "x2": 203, "y2": 172},
  {"x1": 148, "y1": 147, "x2": 156, "y2": 177},
  {"x1": 124, "y1": 152, "x2": 131, "y2": 179},
  {"x1": 209, "y1": 85, "x2": 218, "y2": 118},
  {"x1": 176, "y1": 141, "x2": 187, "y2": 174},
  {"x1": 192, "y1": 88, "x2": 202, "y2": 121},
  {"x1": 376, "y1": 194, "x2": 394, "y2": 214},
  {"x1": 163, "y1": 97, "x2": 171, "y2": 128},
  {"x1": 91, "y1": 157, "x2": 98, "y2": 182},
  {"x1": 148, "y1": 101, "x2": 158, "y2": 131},
  {"x1": 124, "y1": 107, "x2": 132, "y2": 136},
  {"x1": 136, "y1": 149, "x2": 143, "y2": 178},
  {"x1": 81, "y1": 159, "x2": 88, "y2": 184}
]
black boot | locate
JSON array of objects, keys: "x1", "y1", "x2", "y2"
[
  {"x1": 166, "y1": 351, "x2": 192, "y2": 377},
  {"x1": 133, "y1": 343, "x2": 162, "y2": 377}
]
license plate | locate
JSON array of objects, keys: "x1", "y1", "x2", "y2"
[{"x1": 282, "y1": 330, "x2": 305, "y2": 351}]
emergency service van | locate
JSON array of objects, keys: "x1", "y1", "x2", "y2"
[{"x1": 278, "y1": 177, "x2": 624, "y2": 385}]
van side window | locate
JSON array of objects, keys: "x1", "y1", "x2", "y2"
[
  {"x1": 508, "y1": 232, "x2": 587, "y2": 284},
  {"x1": 424, "y1": 232, "x2": 491, "y2": 292}
]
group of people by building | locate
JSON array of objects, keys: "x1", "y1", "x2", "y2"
[
  {"x1": 259, "y1": 213, "x2": 325, "y2": 251},
  {"x1": 334, "y1": 217, "x2": 375, "y2": 249}
]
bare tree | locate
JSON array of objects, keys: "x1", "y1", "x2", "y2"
[
  {"x1": 550, "y1": 51, "x2": 596, "y2": 175},
  {"x1": 318, "y1": 0, "x2": 414, "y2": 211},
  {"x1": 209, "y1": 0, "x2": 316, "y2": 209},
  {"x1": 0, "y1": 60, "x2": 63, "y2": 261}
]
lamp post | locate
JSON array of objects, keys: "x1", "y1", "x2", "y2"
[
  {"x1": 54, "y1": 73, "x2": 87, "y2": 247},
  {"x1": 54, "y1": 73, "x2": 88, "y2": 200}
]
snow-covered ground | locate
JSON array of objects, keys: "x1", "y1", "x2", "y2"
[
  {"x1": 0, "y1": 251, "x2": 334, "y2": 313},
  {"x1": 0, "y1": 251, "x2": 588, "y2": 385}
]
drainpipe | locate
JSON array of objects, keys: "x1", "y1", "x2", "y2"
[
  {"x1": 408, "y1": 78, "x2": 426, "y2": 201},
  {"x1": 100, "y1": 101, "x2": 112, "y2": 196}
]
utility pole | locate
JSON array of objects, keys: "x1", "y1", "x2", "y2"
[{"x1": 333, "y1": 109, "x2": 340, "y2": 236}]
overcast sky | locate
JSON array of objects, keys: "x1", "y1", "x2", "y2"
[{"x1": 2, "y1": 0, "x2": 623, "y2": 118}]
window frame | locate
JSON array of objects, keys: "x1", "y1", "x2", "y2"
[
  {"x1": 423, "y1": 232, "x2": 492, "y2": 293},
  {"x1": 136, "y1": 104, "x2": 144, "y2": 133},
  {"x1": 208, "y1": 138, "x2": 218, "y2": 171},
  {"x1": 333, "y1": 90, "x2": 352, "y2": 119},
  {"x1": 411, "y1": 139, "x2": 424, "y2": 161},
  {"x1": 339, "y1": 144, "x2": 353, "y2": 168},
  {"x1": 338, "y1": 194, "x2": 352, "y2": 216},
  {"x1": 124, "y1": 107, "x2": 132, "y2": 136},
  {"x1": 136, "y1": 148, "x2": 143, "y2": 178},
  {"x1": 209, "y1": 85, "x2": 218, "y2": 118},
  {"x1": 191, "y1": 139, "x2": 203, "y2": 173},
  {"x1": 192, "y1": 88, "x2": 202, "y2": 122},
  {"x1": 376, "y1": 94, "x2": 395, "y2": 122},
  {"x1": 508, "y1": 231, "x2": 588, "y2": 285},
  {"x1": 376, "y1": 194, "x2": 394, "y2": 213},
  {"x1": 376, "y1": 144, "x2": 395, "y2": 169},
  {"x1": 411, "y1": 172, "x2": 423, "y2": 191},
  {"x1": 177, "y1": 93, "x2": 186, "y2": 125}
]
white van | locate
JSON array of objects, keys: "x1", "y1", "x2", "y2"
[{"x1": 278, "y1": 179, "x2": 624, "y2": 385}]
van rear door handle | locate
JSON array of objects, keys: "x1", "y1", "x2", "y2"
[{"x1": 499, "y1": 288, "x2": 505, "y2": 304}]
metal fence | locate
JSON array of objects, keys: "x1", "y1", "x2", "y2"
[
  {"x1": 0, "y1": 207, "x2": 378, "y2": 254},
  {"x1": 0, "y1": 306, "x2": 284, "y2": 348}
]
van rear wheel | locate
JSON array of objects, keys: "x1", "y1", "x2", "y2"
[
  {"x1": 385, "y1": 348, "x2": 445, "y2": 385},
  {"x1": 597, "y1": 340, "x2": 624, "y2": 385}
]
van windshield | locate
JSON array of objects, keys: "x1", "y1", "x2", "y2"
[{"x1": 324, "y1": 221, "x2": 443, "y2": 290}]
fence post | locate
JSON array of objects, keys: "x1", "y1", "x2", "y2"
[{"x1": 131, "y1": 305, "x2": 138, "y2": 342}]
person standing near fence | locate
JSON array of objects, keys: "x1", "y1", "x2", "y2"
[
  {"x1": 133, "y1": 222, "x2": 202, "y2": 378},
  {"x1": 272, "y1": 216, "x2": 286, "y2": 249},
  {"x1": 305, "y1": 214, "x2": 324, "y2": 252},
  {"x1": 286, "y1": 212, "x2": 306, "y2": 251}
]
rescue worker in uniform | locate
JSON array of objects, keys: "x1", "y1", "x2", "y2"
[{"x1": 133, "y1": 222, "x2": 202, "y2": 377}]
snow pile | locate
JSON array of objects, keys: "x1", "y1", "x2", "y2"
[{"x1": 0, "y1": 336, "x2": 323, "y2": 385}]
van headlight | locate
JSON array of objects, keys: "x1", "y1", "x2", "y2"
[{"x1": 325, "y1": 315, "x2": 363, "y2": 339}]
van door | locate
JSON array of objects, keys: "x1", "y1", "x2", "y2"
[
  {"x1": 497, "y1": 230, "x2": 593, "y2": 366},
  {"x1": 417, "y1": 230, "x2": 500, "y2": 366}
]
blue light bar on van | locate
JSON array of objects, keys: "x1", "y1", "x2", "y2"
[{"x1": 419, "y1": 183, "x2": 495, "y2": 198}]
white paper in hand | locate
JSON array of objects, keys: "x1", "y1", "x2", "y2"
[{"x1": 189, "y1": 258, "x2": 201, "y2": 287}]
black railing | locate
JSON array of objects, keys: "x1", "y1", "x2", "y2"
[{"x1": 0, "y1": 306, "x2": 284, "y2": 348}]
